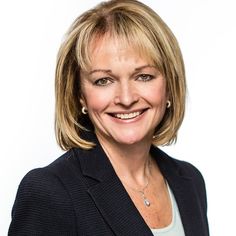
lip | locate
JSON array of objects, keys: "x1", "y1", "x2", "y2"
[{"x1": 107, "y1": 108, "x2": 149, "y2": 122}]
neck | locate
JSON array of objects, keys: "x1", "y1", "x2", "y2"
[{"x1": 97, "y1": 134, "x2": 153, "y2": 185}]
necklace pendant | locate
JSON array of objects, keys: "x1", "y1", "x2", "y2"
[{"x1": 144, "y1": 198, "x2": 151, "y2": 207}]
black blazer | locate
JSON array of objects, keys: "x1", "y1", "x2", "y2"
[{"x1": 9, "y1": 135, "x2": 209, "y2": 236}]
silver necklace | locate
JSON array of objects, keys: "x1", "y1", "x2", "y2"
[{"x1": 123, "y1": 176, "x2": 151, "y2": 207}]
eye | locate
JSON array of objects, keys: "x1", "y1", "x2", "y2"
[
  {"x1": 94, "y1": 77, "x2": 113, "y2": 86},
  {"x1": 136, "y1": 74, "x2": 154, "y2": 82}
]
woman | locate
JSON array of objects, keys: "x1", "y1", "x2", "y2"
[{"x1": 9, "y1": 0, "x2": 209, "y2": 235}]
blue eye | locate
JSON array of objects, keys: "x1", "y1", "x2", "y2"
[
  {"x1": 137, "y1": 74, "x2": 154, "y2": 82},
  {"x1": 94, "y1": 78, "x2": 113, "y2": 86}
]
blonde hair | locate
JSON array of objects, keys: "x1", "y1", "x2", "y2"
[{"x1": 55, "y1": 0, "x2": 186, "y2": 150}]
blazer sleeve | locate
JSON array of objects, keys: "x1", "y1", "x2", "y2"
[{"x1": 8, "y1": 168, "x2": 77, "y2": 236}]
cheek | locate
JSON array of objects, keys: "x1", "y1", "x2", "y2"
[
  {"x1": 142, "y1": 85, "x2": 167, "y2": 106},
  {"x1": 83, "y1": 89, "x2": 112, "y2": 112}
]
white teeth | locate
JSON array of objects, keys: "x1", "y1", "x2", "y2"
[{"x1": 115, "y1": 112, "x2": 141, "y2": 120}]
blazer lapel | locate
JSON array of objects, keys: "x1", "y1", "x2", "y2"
[
  {"x1": 78, "y1": 137, "x2": 153, "y2": 236},
  {"x1": 151, "y1": 147, "x2": 206, "y2": 236},
  {"x1": 167, "y1": 175, "x2": 198, "y2": 236}
]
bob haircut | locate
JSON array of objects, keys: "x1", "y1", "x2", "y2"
[{"x1": 55, "y1": 0, "x2": 186, "y2": 150}]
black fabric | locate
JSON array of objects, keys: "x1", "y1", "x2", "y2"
[{"x1": 8, "y1": 135, "x2": 209, "y2": 236}]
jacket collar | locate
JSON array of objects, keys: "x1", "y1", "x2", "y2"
[
  {"x1": 75, "y1": 132, "x2": 200, "y2": 236},
  {"x1": 150, "y1": 147, "x2": 200, "y2": 236}
]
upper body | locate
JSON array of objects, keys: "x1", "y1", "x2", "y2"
[
  {"x1": 9, "y1": 0, "x2": 209, "y2": 235},
  {"x1": 9, "y1": 134, "x2": 209, "y2": 236}
]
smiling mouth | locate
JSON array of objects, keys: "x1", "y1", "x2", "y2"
[{"x1": 109, "y1": 109, "x2": 147, "y2": 120}]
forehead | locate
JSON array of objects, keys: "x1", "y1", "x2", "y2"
[{"x1": 87, "y1": 34, "x2": 154, "y2": 67}]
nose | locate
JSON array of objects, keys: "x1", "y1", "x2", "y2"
[{"x1": 114, "y1": 81, "x2": 139, "y2": 107}]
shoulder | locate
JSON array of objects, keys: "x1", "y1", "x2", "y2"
[
  {"x1": 16, "y1": 148, "x2": 85, "y2": 203},
  {"x1": 18, "y1": 149, "x2": 77, "y2": 188},
  {"x1": 172, "y1": 157, "x2": 207, "y2": 200},
  {"x1": 152, "y1": 146, "x2": 205, "y2": 182}
]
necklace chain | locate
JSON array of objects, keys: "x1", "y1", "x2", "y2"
[
  {"x1": 123, "y1": 176, "x2": 151, "y2": 207},
  {"x1": 121, "y1": 160, "x2": 152, "y2": 207}
]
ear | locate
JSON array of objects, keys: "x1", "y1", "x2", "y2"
[
  {"x1": 166, "y1": 92, "x2": 170, "y2": 103},
  {"x1": 80, "y1": 96, "x2": 87, "y2": 109}
]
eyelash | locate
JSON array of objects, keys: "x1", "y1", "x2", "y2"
[
  {"x1": 136, "y1": 74, "x2": 155, "y2": 82},
  {"x1": 93, "y1": 74, "x2": 155, "y2": 86},
  {"x1": 94, "y1": 77, "x2": 113, "y2": 86}
]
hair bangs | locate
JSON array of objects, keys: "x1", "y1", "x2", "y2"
[{"x1": 75, "y1": 12, "x2": 165, "y2": 74}]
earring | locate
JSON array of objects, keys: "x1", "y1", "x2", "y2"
[
  {"x1": 166, "y1": 100, "x2": 171, "y2": 108},
  {"x1": 82, "y1": 107, "x2": 88, "y2": 115},
  {"x1": 153, "y1": 134, "x2": 158, "y2": 139}
]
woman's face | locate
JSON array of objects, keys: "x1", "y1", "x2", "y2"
[{"x1": 80, "y1": 36, "x2": 168, "y2": 146}]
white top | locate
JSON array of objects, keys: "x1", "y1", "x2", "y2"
[{"x1": 150, "y1": 183, "x2": 185, "y2": 236}]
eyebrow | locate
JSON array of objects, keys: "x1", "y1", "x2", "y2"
[
  {"x1": 88, "y1": 64, "x2": 157, "y2": 75},
  {"x1": 89, "y1": 69, "x2": 112, "y2": 75},
  {"x1": 134, "y1": 64, "x2": 157, "y2": 71}
]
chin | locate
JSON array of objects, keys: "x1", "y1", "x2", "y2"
[{"x1": 113, "y1": 134, "x2": 148, "y2": 146}]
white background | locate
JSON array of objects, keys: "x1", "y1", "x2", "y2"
[{"x1": 1, "y1": 0, "x2": 236, "y2": 235}]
